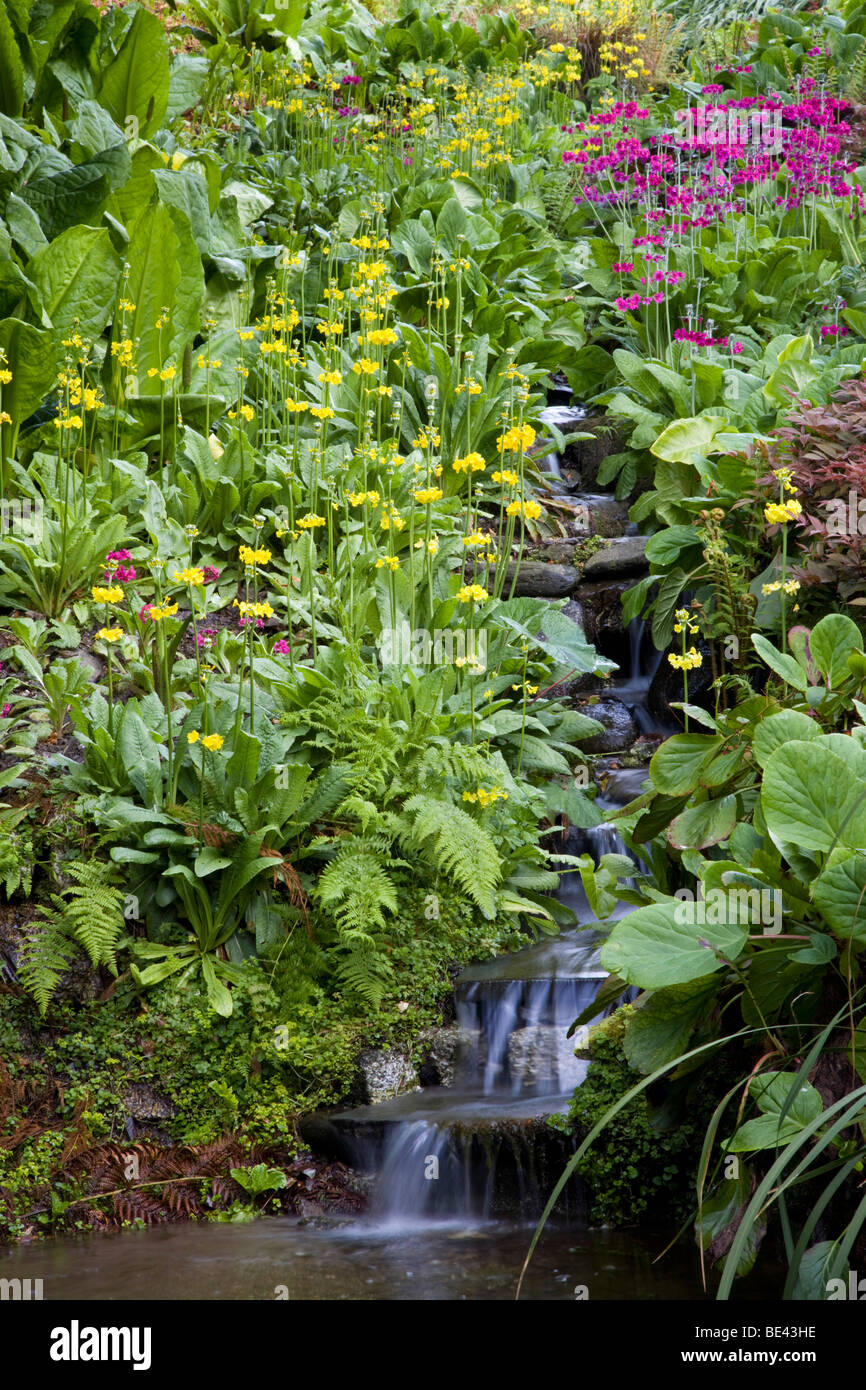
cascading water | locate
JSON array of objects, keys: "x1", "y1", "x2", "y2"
[
  {"x1": 332, "y1": 808, "x2": 639, "y2": 1228},
  {"x1": 603, "y1": 617, "x2": 669, "y2": 737},
  {"x1": 324, "y1": 392, "x2": 656, "y2": 1230}
]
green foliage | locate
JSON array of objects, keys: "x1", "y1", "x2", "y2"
[
  {"x1": 17, "y1": 860, "x2": 125, "y2": 1015},
  {"x1": 566, "y1": 1010, "x2": 713, "y2": 1226}
]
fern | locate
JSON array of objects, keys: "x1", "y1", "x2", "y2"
[
  {"x1": 17, "y1": 916, "x2": 74, "y2": 1016},
  {"x1": 317, "y1": 845, "x2": 399, "y2": 936},
  {"x1": 843, "y1": 37, "x2": 866, "y2": 104},
  {"x1": 399, "y1": 794, "x2": 502, "y2": 920},
  {"x1": 316, "y1": 844, "x2": 399, "y2": 1007},
  {"x1": 541, "y1": 168, "x2": 575, "y2": 237},
  {"x1": 17, "y1": 860, "x2": 125, "y2": 1014},
  {"x1": 335, "y1": 944, "x2": 393, "y2": 1009},
  {"x1": 61, "y1": 861, "x2": 125, "y2": 969}
]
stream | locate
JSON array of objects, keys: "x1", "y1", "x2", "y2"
[{"x1": 1, "y1": 395, "x2": 731, "y2": 1302}]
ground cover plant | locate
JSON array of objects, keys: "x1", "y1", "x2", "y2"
[{"x1": 0, "y1": 0, "x2": 865, "y2": 1301}]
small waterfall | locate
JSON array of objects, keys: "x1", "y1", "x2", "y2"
[
  {"x1": 368, "y1": 1122, "x2": 475, "y2": 1225},
  {"x1": 324, "y1": 635, "x2": 656, "y2": 1230},
  {"x1": 603, "y1": 617, "x2": 671, "y2": 738},
  {"x1": 457, "y1": 978, "x2": 597, "y2": 1096}
]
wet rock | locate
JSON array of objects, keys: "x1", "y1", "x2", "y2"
[
  {"x1": 476, "y1": 560, "x2": 579, "y2": 598},
  {"x1": 122, "y1": 1083, "x2": 177, "y2": 1121},
  {"x1": 532, "y1": 538, "x2": 580, "y2": 565},
  {"x1": 354, "y1": 1048, "x2": 419, "y2": 1104},
  {"x1": 574, "y1": 697, "x2": 636, "y2": 754},
  {"x1": 546, "y1": 599, "x2": 596, "y2": 701},
  {"x1": 507, "y1": 1026, "x2": 587, "y2": 1089},
  {"x1": 297, "y1": 1114, "x2": 360, "y2": 1167},
  {"x1": 594, "y1": 763, "x2": 651, "y2": 804},
  {"x1": 418, "y1": 1026, "x2": 482, "y2": 1087},
  {"x1": 648, "y1": 637, "x2": 714, "y2": 723},
  {"x1": 569, "y1": 417, "x2": 628, "y2": 489},
  {"x1": 0, "y1": 912, "x2": 104, "y2": 1005},
  {"x1": 583, "y1": 496, "x2": 630, "y2": 539},
  {"x1": 575, "y1": 579, "x2": 631, "y2": 645},
  {"x1": 561, "y1": 597, "x2": 586, "y2": 631},
  {"x1": 581, "y1": 536, "x2": 648, "y2": 580}
]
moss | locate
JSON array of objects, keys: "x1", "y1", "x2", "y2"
[
  {"x1": 566, "y1": 1005, "x2": 718, "y2": 1227},
  {"x1": 0, "y1": 880, "x2": 531, "y2": 1241}
]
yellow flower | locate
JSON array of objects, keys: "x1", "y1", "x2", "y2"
[
  {"x1": 96, "y1": 627, "x2": 123, "y2": 643},
  {"x1": 457, "y1": 583, "x2": 489, "y2": 604},
  {"x1": 238, "y1": 546, "x2": 271, "y2": 566},
  {"x1": 310, "y1": 405, "x2": 335, "y2": 420},
  {"x1": 285, "y1": 398, "x2": 309, "y2": 413},
  {"x1": 668, "y1": 648, "x2": 703, "y2": 671},
  {"x1": 764, "y1": 499, "x2": 802, "y2": 525},
  {"x1": 202, "y1": 733, "x2": 224, "y2": 751},
  {"x1": 497, "y1": 424, "x2": 535, "y2": 453},
  {"x1": 150, "y1": 602, "x2": 179, "y2": 621},
  {"x1": 453, "y1": 452, "x2": 486, "y2": 474},
  {"x1": 173, "y1": 567, "x2": 205, "y2": 586},
  {"x1": 366, "y1": 327, "x2": 398, "y2": 346},
  {"x1": 413, "y1": 487, "x2": 443, "y2": 505},
  {"x1": 234, "y1": 599, "x2": 275, "y2": 618},
  {"x1": 188, "y1": 730, "x2": 200, "y2": 744},
  {"x1": 297, "y1": 513, "x2": 326, "y2": 529},
  {"x1": 352, "y1": 358, "x2": 379, "y2": 376},
  {"x1": 92, "y1": 585, "x2": 124, "y2": 604}
]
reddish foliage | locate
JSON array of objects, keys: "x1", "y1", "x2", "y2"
[{"x1": 771, "y1": 378, "x2": 866, "y2": 603}]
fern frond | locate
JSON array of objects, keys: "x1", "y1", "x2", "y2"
[
  {"x1": 61, "y1": 861, "x2": 124, "y2": 970},
  {"x1": 317, "y1": 846, "x2": 399, "y2": 936},
  {"x1": 335, "y1": 944, "x2": 392, "y2": 1009},
  {"x1": 17, "y1": 912, "x2": 74, "y2": 1015},
  {"x1": 400, "y1": 794, "x2": 502, "y2": 919}
]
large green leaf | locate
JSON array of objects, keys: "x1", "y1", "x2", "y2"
[
  {"x1": 18, "y1": 156, "x2": 115, "y2": 239},
  {"x1": 154, "y1": 166, "x2": 212, "y2": 253},
  {"x1": 165, "y1": 54, "x2": 209, "y2": 122},
  {"x1": 123, "y1": 200, "x2": 204, "y2": 388},
  {"x1": 28, "y1": 225, "x2": 121, "y2": 341},
  {"x1": 752, "y1": 709, "x2": 820, "y2": 768},
  {"x1": 0, "y1": 317, "x2": 59, "y2": 443},
  {"x1": 97, "y1": 6, "x2": 170, "y2": 138},
  {"x1": 762, "y1": 742, "x2": 866, "y2": 854},
  {"x1": 751, "y1": 633, "x2": 809, "y2": 691},
  {"x1": 650, "y1": 414, "x2": 728, "y2": 469},
  {"x1": 5, "y1": 192, "x2": 47, "y2": 256},
  {"x1": 725, "y1": 1071, "x2": 823, "y2": 1152},
  {"x1": 623, "y1": 977, "x2": 719, "y2": 1073},
  {"x1": 643, "y1": 525, "x2": 704, "y2": 565},
  {"x1": 601, "y1": 899, "x2": 748, "y2": 988},
  {"x1": 117, "y1": 707, "x2": 162, "y2": 807},
  {"x1": 0, "y1": 5, "x2": 25, "y2": 117},
  {"x1": 667, "y1": 794, "x2": 737, "y2": 850},
  {"x1": 649, "y1": 734, "x2": 724, "y2": 795},
  {"x1": 808, "y1": 612, "x2": 863, "y2": 690},
  {"x1": 696, "y1": 1164, "x2": 764, "y2": 1277},
  {"x1": 813, "y1": 851, "x2": 866, "y2": 944}
]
